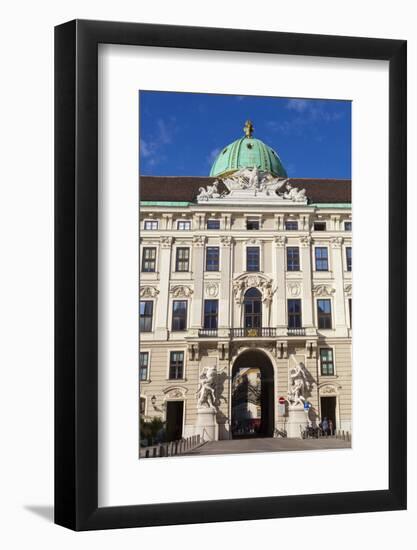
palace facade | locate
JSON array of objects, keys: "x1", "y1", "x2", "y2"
[{"x1": 139, "y1": 123, "x2": 352, "y2": 442}]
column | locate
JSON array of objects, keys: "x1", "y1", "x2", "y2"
[
  {"x1": 154, "y1": 236, "x2": 173, "y2": 340},
  {"x1": 300, "y1": 235, "x2": 314, "y2": 329},
  {"x1": 219, "y1": 236, "x2": 232, "y2": 334},
  {"x1": 273, "y1": 236, "x2": 287, "y2": 332},
  {"x1": 190, "y1": 235, "x2": 205, "y2": 335},
  {"x1": 330, "y1": 237, "x2": 346, "y2": 332}
]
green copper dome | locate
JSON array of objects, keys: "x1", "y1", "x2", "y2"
[{"x1": 209, "y1": 121, "x2": 287, "y2": 178}]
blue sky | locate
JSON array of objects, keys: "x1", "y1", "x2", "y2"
[{"x1": 139, "y1": 91, "x2": 351, "y2": 179}]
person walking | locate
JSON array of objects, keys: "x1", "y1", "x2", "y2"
[
  {"x1": 322, "y1": 417, "x2": 329, "y2": 436},
  {"x1": 329, "y1": 418, "x2": 334, "y2": 436}
]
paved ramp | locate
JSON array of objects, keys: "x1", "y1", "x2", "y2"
[{"x1": 185, "y1": 437, "x2": 351, "y2": 456}]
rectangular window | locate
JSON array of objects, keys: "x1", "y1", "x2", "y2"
[
  {"x1": 139, "y1": 301, "x2": 153, "y2": 332},
  {"x1": 349, "y1": 298, "x2": 352, "y2": 327},
  {"x1": 177, "y1": 220, "x2": 191, "y2": 230},
  {"x1": 246, "y1": 219, "x2": 260, "y2": 230},
  {"x1": 346, "y1": 246, "x2": 352, "y2": 271},
  {"x1": 317, "y1": 299, "x2": 332, "y2": 329},
  {"x1": 314, "y1": 221, "x2": 326, "y2": 231},
  {"x1": 140, "y1": 397, "x2": 146, "y2": 415},
  {"x1": 169, "y1": 351, "x2": 184, "y2": 379},
  {"x1": 315, "y1": 247, "x2": 329, "y2": 271},
  {"x1": 172, "y1": 300, "x2": 187, "y2": 331},
  {"x1": 320, "y1": 348, "x2": 334, "y2": 376},
  {"x1": 285, "y1": 220, "x2": 298, "y2": 231},
  {"x1": 286, "y1": 247, "x2": 300, "y2": 271},
  {"x1": 205, "y1": 247, "x2": 220, "y2": 271},
  {"x1": 204, "y1": 299, "x2": 218, "y2": 329},
  {"x1": 246, "y1": 246, "x2": 260, "y2": 271},
  {"x1": 288, "y1": 299, "x2": 302, "y2": 328},
  {"x1": 344, "y1": 221, "x2": 352, "y2": 231},
  {"x1": 141, "y1": 247, "x2": 156, "y2": 272},
  {"x1": 207, "y1": 219, "x2": 220, "y2": 230},
  {"x1": 139, "y1": 352, "x2": 149, "y2": 380},
  {"x1": 144, "y1": 220, "x2": 158, "y2": 230},
  {"x1": 175, "y1": 247, "x2": 190, "y2": 272}
]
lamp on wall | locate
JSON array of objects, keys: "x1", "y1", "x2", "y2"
[{"x1": 151, "y1": 395, "x2": 157, "y2": 408}]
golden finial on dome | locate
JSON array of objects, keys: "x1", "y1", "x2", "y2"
[{"x1": 243, "y1": 120, "x2": 254, "y2": 138}]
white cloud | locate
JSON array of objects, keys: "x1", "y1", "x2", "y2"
[
  {"x1": 140, "y1": 118, "x2": 176, "y2": 167},
  {"x1": 286, "y1": 99, "x2": 309, "y2": 113},
  {"x1": 207, "y1": 147, "x2": 220, "y2": 165}
]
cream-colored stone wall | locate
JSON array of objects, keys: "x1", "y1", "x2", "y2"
[{"x1": 140, "y1": 204, "x2": 352, "y2": 439}]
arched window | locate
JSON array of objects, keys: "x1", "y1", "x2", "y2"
[{"x1": 244, "y1": 288, "x2": 262, "y2": 329}]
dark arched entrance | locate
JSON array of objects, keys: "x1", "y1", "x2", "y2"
[{"x1": 231, "y1": 350, "x2": 274, "y2": 439}]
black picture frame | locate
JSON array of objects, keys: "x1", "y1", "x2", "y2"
[{"x1": 55, "y1": 19, "x2": 407, "y2": 531}]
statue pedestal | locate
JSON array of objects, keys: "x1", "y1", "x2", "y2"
[
  {"x1": 195, "y1": 407, "x2": 217, "y2": 442},
  {"x1": 286, "y1": 405, "x2": 308, "y2": 439}
]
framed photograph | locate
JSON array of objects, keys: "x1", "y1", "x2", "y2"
[{"x1": 55, "y1": 20, "x2": 406, "y2": 530}]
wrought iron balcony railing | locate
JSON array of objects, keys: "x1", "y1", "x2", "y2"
[
  {"x1": 231, "y1": 327, "x2": 277, "y2": 338},
  {"x1": 198, "y1": 328, "x2": 218, "y2": 337},
  {"x1": 287, "y1": 327, "x2": 306, "y2": 336}
]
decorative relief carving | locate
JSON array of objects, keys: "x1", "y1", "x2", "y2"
[
  {"x1": 330, "y1": 237, "x2": 344, "y2": 248},
  {"x1": 300, "y1": 235, "x2": 312, "y2": 248},
  {"x1": 220, "y1": 236, "x2": 232, "y2": 247},
  {"x1": 344, "y1": 283, "x2": 352, "y2": 296},
  {"x1": 163, "y1": 386, "x2": 188, "y2": 399},
  {"x1": 232, "y1": 273, "x2": 275, "y2": 305},
  {"x1": 140, "y1": 286, "x2": 159, "y2": 298},
  {"x1": 170, "y1": 285, "x2": 193, "y2": 298},
  {"x1": 274, "y1": 235, "x2": 287, "y2": 247},
  {"x1": 320, "y1": 385, "x2": 338, "y2": 394},
  {"x1": 193, "y1": 235, "x2": 206, "y2": 247},
  {"x1": 160, "y1": 236, "x2": 173, "y2": 248},
  {"x1": 287, "y1": 282, "x2": 301, "y2": 297},
  {"x1": 205, "y1": 282, "x2": 219, "y2": 298},
  {"x1": 313, "y1": 284, "x2": 335, "y2": 296}
]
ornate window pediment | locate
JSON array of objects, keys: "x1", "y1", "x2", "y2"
[
  {"x1": 170, "y1": 285, "x2": 193, "y2": 298},
  {"x1": 140, "y1": 286, "x2": 159, "y2": 298},
  {"x1": 233, "y1": 273, "x2": 274, "y2": 305}
]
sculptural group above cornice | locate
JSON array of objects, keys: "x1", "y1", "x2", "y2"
[
  {"x1": 196, "y1": 167, "x2": 308, "y2": 204},
  {"x1": 313, "y1": 284, "x2": 335, "y2": 297}
]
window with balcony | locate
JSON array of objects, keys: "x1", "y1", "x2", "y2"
[
  {"x1": 175, "y1": 247, "x2": 190, "y2": 272},
  {"x1": 244, "y1": 288, "x2": 262, "y2": 329},
  {"x1": 144, "y1": 220, "x2": 158, "y2": 230},
  {"x1": 288, "y1": 299, "x2": 302, "y2": 328},
  {"x1": 246, "y1": 246, "x2": 260, "y2": 271},
  {"x1": 246, "y1": 219, "x2": 260, "y2": 230},
  {"x1": 314, "y1": 221, "x2": 326, "y2": 231},
  {"x1": 141, "y1": 247, "x2": 156, "y2": 272},
  {"x1": 207, "y1": 219, "x2": 220, "y2": 230},
  {"x1": 286, "y1": 247, "x2": 300, "y2": 271},
  {"x1": 172, "y1": 300, "x2": 187, "y2": 331},
  {"x1": 139, "y1": 301, "x2": 153, "y2": 332},
  {"x1": 346, "y1": 246, "x2": 352, "y2": 271},
  {"x1": 205, "y1": 246, "x2": 219, "y2": 271},
  {"x1": 139, "y1": 352, "x2": 149, "y2": 380},
  {"x1": 169, "y1": 351, "x2": 184, "y2": 379},
  {"x1": 315, "y1": 247, "x2": 329, "y2": 271},
  {"x1": 204, "y1": 299, "x2": 218, "y2": 330},
  {"x1": 317, "y1": 299, "x2": 332, "y2": 329},
  {"x1": 285, "y1": 220, "x2": 298, "y2": 231},
  {"x1": 177, "y1": 220, "x2": 191, "y2": 230},
  {"x1": 320, "y1": 348, "x2": 334, "y2": 375}
]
